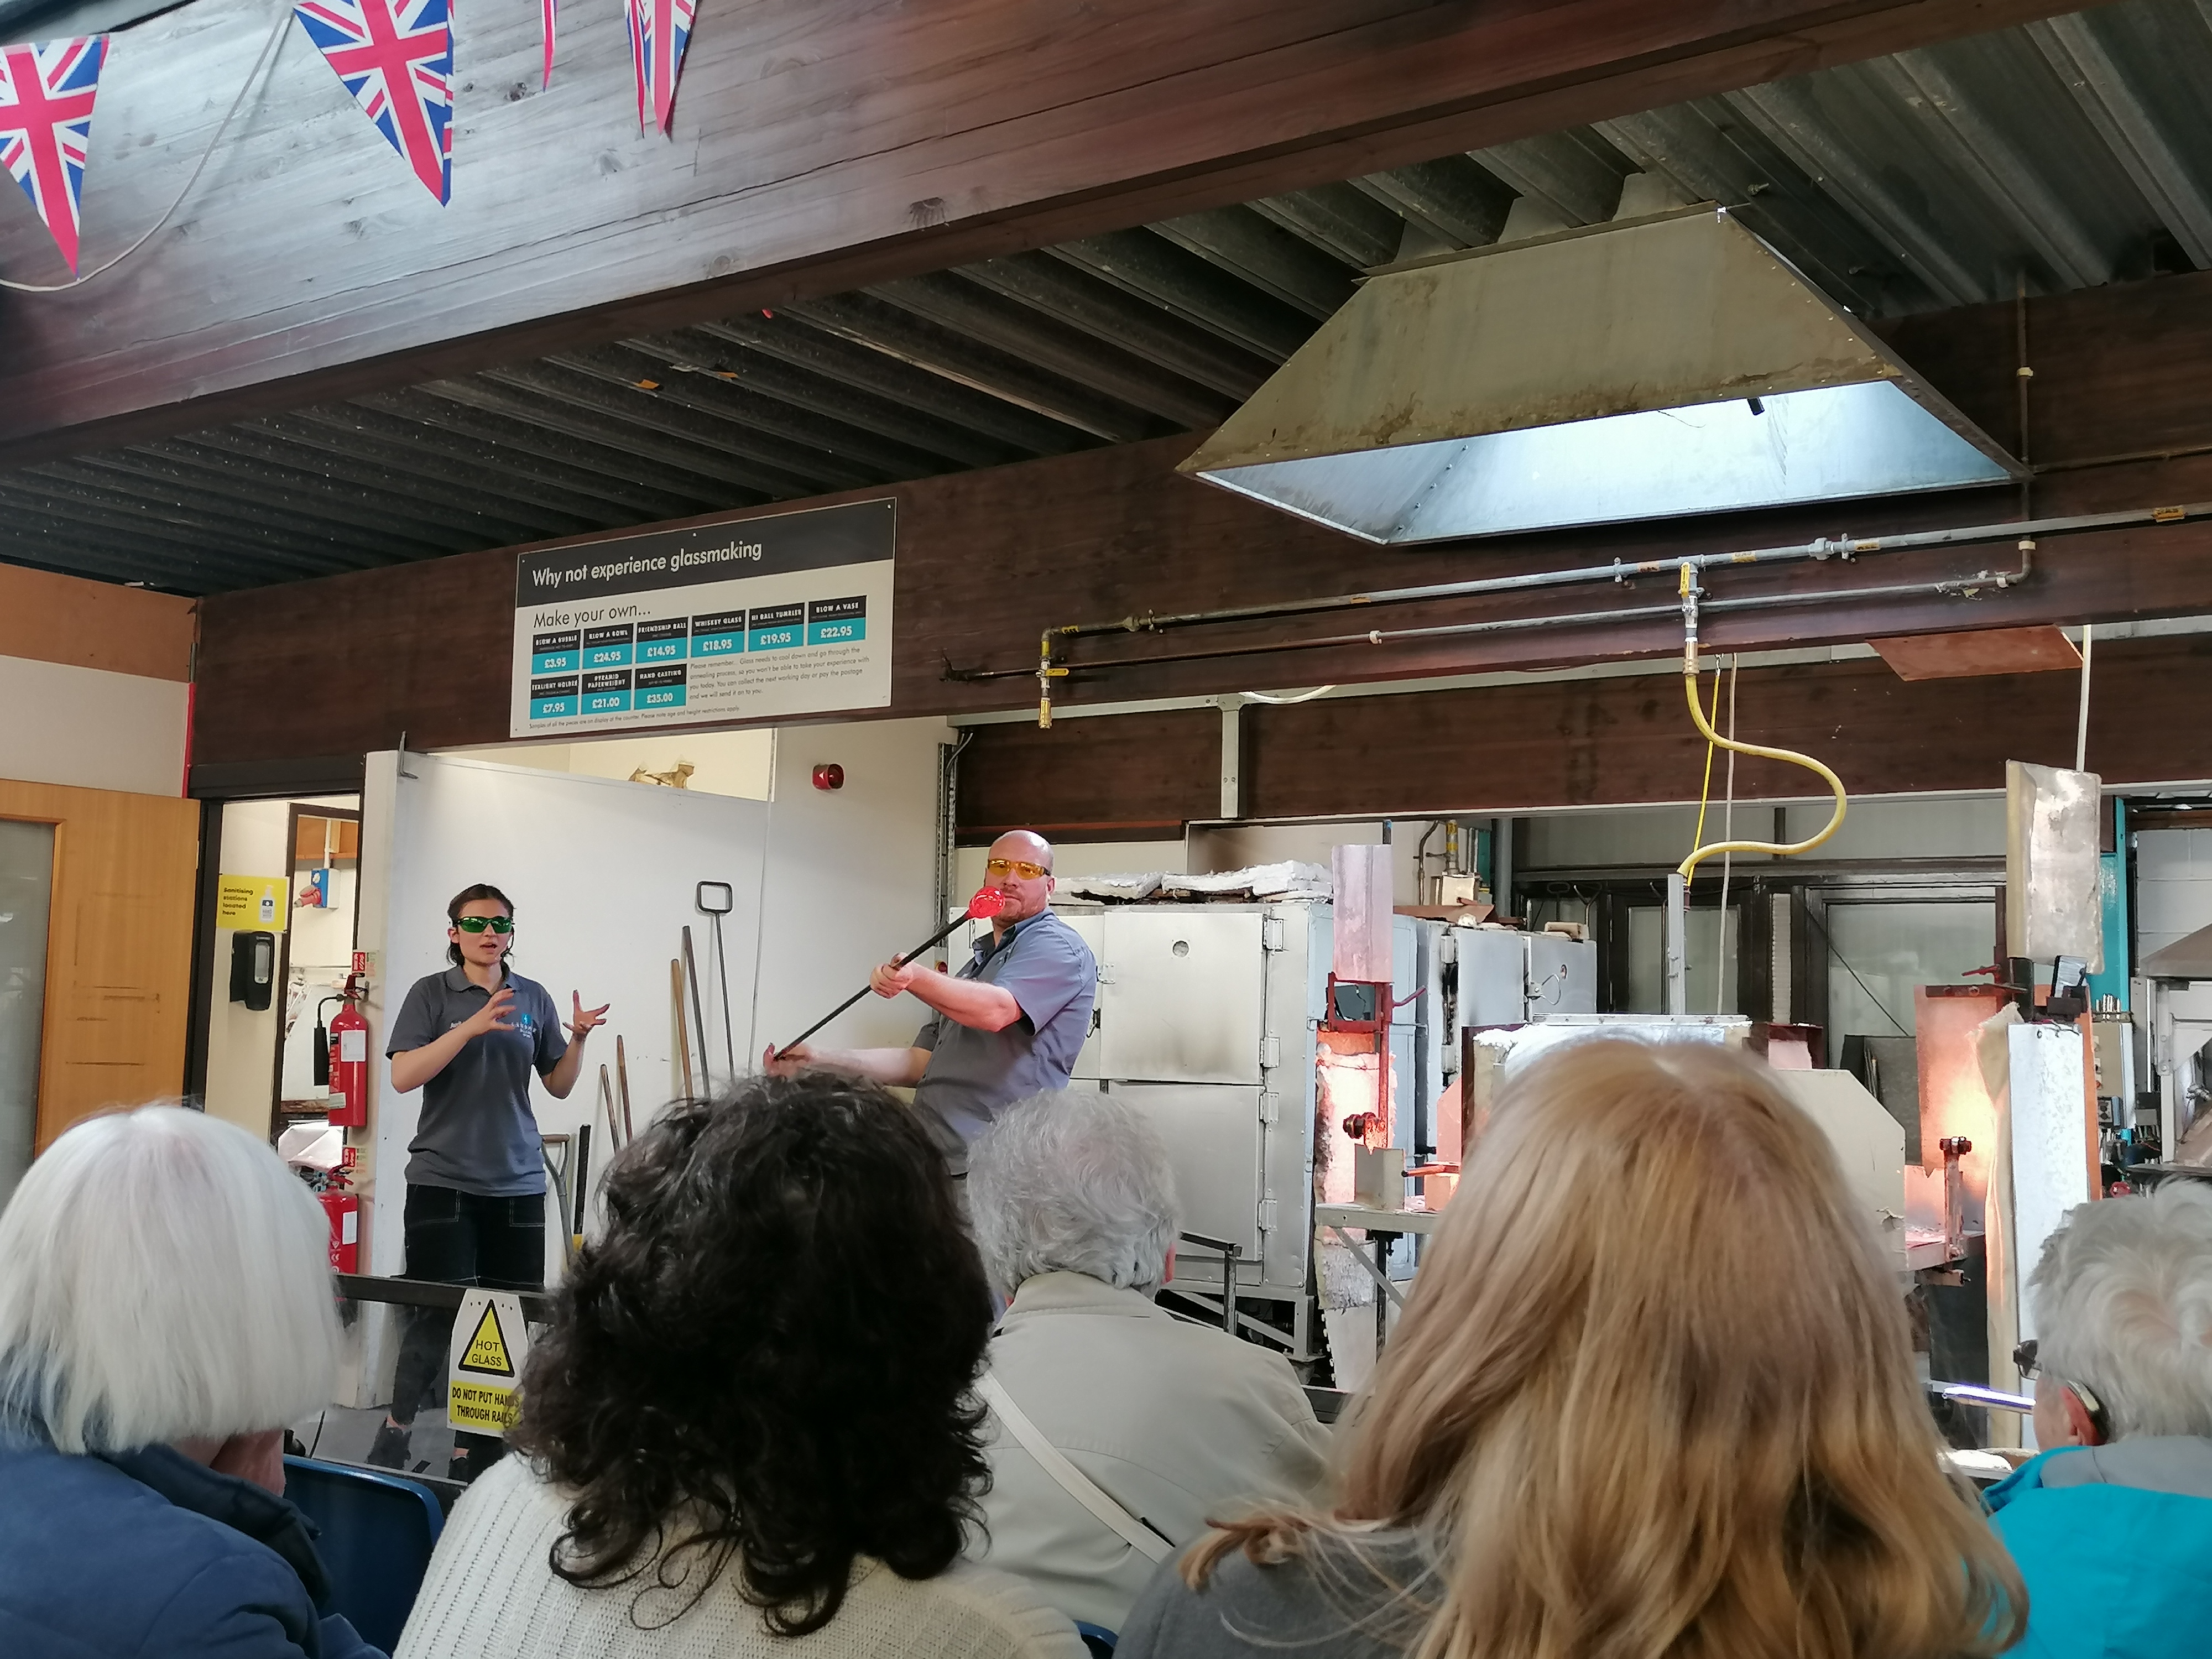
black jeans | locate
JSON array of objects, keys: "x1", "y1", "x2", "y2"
[{"x1": 388, "y1": 1185, "x2": 545, "y2": 1468}]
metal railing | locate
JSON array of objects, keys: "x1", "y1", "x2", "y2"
[{"x1": 335, "y1": 1272, "x2": 556, "y2": 1324}]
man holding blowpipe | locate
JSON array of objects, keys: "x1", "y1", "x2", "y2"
[{"x1": 766, "y1": 831, "x2": 1097, "y2": 1176}]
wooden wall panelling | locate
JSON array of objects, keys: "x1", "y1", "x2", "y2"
[
  {"x1": 191, "y1": 447, "x2": 2212, "y2": 774},
  {"x1": 956, "y1": 637, "x2": 2212, "y2": 834},
  {"x1": 195, "y1": 542, "x2": 514, "y2": 771},
  {"x1": 194, "y1": 269, "x2": 2212, "y2": 771},
  {"x1": 2, "y1": 0, "x2": 2078, "y2": 456},
  {"x1": 0, "y1": 781, "x2": 203, "y2": 1149},
  {"x1": 0, "y1": 564, "x2": 195, "y2": 680},
  {"x1": 1241, "y1": 641, "x2": 2211, "y2": 816},
  {"x1": 957, "y1": 708, "x2": 1222, "y2": 842},
  {"x1": 1877, "y1": 267, "x2": 2212, "y2": 469}
]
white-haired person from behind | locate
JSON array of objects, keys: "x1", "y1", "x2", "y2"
[
  {"x1": 0, "y1": 1105, "x2": 382, "y2": 1659},
  {"x1": 1985, "y1": 1181, "x2": 2212, "y2": 1659},
  {"x1": 964, "y1": 1089, "x2": 1330, "y2": 1635}
]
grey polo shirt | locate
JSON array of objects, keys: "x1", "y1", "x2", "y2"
[
  {"x1": 912, "y1": 909, "x2": 1097, "y2": 1172},
  {"x1": 387, "y1": 966, "x2": 567, "y2": 1196}
]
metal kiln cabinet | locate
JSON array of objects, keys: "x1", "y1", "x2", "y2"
[{"x1": 1050, "y1": 898, "x2": 1447, "y2": 1363}]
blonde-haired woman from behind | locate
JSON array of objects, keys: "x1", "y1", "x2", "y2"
[{"x1": 1117, "y1": 1040, "x2": 2024, "y2": 1659}]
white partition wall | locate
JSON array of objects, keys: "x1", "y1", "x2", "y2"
[
  {"x1": 750, "y1": 717, "x2": 952, "y2": 1057},
  {"x1": 2007, "y1": 1020, "x2": 2096, "y2": 1342},
  {"x1": 357, "y1": 749, "x2": 771, "y2": 1280}
]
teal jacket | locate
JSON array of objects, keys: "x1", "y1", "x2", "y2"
[{"x1": 1986, "y1": 1437, "x2": 2212, "y2": 1658}]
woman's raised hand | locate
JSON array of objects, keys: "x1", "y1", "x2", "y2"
[
  {"x1": 568, "y1": 992, "x2": 612, "y2": 1040},
  {"x1": 462, "y1": 985, "x2": 519, "y2": 1037}
]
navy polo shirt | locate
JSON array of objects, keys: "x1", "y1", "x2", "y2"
[
  {"x1": 911, "y1": 909, "x2": 1097, "y2": 1171},
  {"x1": 387, "y1": 966, "x2": 567, "y2": 1196}
]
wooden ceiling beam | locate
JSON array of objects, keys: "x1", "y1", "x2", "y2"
[
  {"x1": 955, "y1": 634, "x2": 2212, "y2": 832},
  {"x1": 0, "y1": 0, "x2": 2081, "y2": 462},
  {"x1": 192, "y1": 260, "x2": 2212, "y2": 754}
]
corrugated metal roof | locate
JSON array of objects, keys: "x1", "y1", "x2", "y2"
[{"x1": 6, "y1": 0, "x2": 2210, "y2": 593}]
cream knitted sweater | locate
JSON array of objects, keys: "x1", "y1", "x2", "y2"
[{"x1": 395, "y1": 1456, "x2": 1088, "y2": 1659}]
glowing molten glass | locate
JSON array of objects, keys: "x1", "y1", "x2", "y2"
[{"x1": 967, "y1": 886, "x2": 1008, "y2": 920}]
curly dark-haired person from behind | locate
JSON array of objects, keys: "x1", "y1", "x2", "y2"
[{"x1": 393, "y1": 1073, "x2": 1086, "y2": 1659}]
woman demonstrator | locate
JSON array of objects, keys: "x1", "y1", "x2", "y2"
[{"x1": 368, "y1": 883, "x2": 608, "y2": 1481}]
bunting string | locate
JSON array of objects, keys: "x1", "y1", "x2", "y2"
[
  {"x1": 0, "y1": 6, "x2": 290, "y2": 293},
  {"x1": 4, "y1": 0, "x2": 705, "y2": 286}
]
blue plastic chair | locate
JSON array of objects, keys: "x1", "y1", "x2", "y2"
[
  {"x1": 283, "y1": 1455, "x2": 446, "y2": 1653},
  {"x1": 1076, "y1": 1620, "x2": 1118, "y2": 1656}
]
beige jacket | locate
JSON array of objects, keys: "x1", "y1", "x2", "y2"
[
  {"x1": 396, "y1": 1455, "x2": 1085, "y2": 1659},
  {"x1": 967, "y1": 1271, "x2": 1333, "y2": 1634}
]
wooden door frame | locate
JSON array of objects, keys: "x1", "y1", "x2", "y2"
[
  {"x1": 269, "y1": 804, "x2": 362, "y2": 1130},
  {"x1": 181, "y1": 798, "x2": 225, "y2": 1103}
]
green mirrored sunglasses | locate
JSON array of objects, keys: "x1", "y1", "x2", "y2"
[{"x1": 452, "y1": 916, "x2": 514, "y2": 934}]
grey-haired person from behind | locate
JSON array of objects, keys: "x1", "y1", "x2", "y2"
[
  {"x1": 963, "y1": 1088, "x2": 1329, "y2": 1634},
  {"x1": 1985, "y1": 1180, "x2": 2212, "y2": 1659}
]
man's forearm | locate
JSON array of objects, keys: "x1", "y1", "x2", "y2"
[
  {"x1": 801, "y1": 1045, "x2": 930, "y2": 1087},
  {"x1": 905, "y1": 968, "x2": 1023, "y2": 1032}
]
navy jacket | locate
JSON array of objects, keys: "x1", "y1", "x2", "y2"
[{"x1": 0, "y1": 1437, "x2": 383, "y2": 1659}]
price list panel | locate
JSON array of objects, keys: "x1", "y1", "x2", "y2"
[{"x1": 509, "y1": 500, "x2": 894, "y2": 738}]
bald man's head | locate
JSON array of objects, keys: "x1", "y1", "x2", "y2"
[
  {"x1": 992, "y1": 830, "x2": 1053, "y2": 870},
  {"x1": 983, "y1": 830, "x2": 1057, "y2": 926}
]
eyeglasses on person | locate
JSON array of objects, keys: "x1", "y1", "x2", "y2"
[
  {"x1": 984, "y1": 858, "x2": 1049, "y2": 881},
  {"x1": 2012, "y1": 1339, "x2": 2112, "y2": 1441},
  {"x1": 452, "y1": 916, "x2": 514, "y2": 934}
]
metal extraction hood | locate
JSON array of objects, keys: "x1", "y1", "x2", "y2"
[{"x1": 1178, "y1": 206, "x2": 2022, "y2": 544}]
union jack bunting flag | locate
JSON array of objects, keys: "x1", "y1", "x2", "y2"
[
  {"x1": 0, "y1": 36, "x2": 107, "y2": 275},
  {"x1": 293, "y1": 0, "x2": 453, "y2": 204},
  {"x1": 626, "y1": 0, "x2": 695, "y2": 135}
]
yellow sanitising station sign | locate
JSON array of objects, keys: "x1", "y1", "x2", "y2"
[{"x1": 215, "y1": 874, "x2": 290, "y2": 930}]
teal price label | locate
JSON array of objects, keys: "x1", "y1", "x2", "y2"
[
  {"x1": 690, "y1": 609, "x2": 743, "y2": 658},
  {"x1": 529, "y1": 674, "x2": 579, "y2": 722},
  {"x1": 806, "y1": 594, "x2": 867, "y2": 645},
  {"x1": 636, "y1": 665, "x2": 687, "y2": 711},
  {"x1": 748, "y1": 602, "x2": 805, "y2": 651}
]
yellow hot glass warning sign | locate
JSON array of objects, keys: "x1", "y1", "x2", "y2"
[
  {"x1": 447, "y1": 1288, "x2": 531, "y2": 1434},
  {"x1": 459, "y1": 1302, "x2": 510, "y2": 1371}
]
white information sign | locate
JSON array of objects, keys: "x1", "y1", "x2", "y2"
[{"x1": 509, "y1": 498, "x2": 895, "y2": 737}]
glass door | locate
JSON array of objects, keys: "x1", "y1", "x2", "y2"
[{"x1": 1817, "y1": 898, "x2": 1999, "y2": 1040}]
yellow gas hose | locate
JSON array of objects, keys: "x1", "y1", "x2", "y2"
[{"x1": 1676, "y1": 566, "x2": 1848, "y2": 883}]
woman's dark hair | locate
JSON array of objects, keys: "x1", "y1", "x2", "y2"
[
  {"x1": 513, "y1": 1073, "x2": 993, "y2": 1635},
  {"x1": 445, "y1": 883, "x2": 514, "y2": 966}
]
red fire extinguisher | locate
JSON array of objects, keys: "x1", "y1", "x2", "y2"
[
  {"x1": 319, "y1": 1165, "x2": 360, "y2": 1273},
  {"x1": 318, "y1": 984, "x2": 371, "y2": 1128}
]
